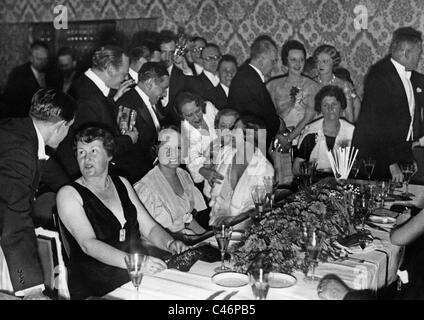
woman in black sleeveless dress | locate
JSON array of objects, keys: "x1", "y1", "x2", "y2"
[{"x1": 56, "y1": 125, "x2": 189, "y2": 299}]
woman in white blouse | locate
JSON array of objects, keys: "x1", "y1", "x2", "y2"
[
  {"x1": 175, "y1": 91, "x2": 222, "y2": 185},
  {"x1": 134, "y1": 127, "x2": 207, "y2": 236}
]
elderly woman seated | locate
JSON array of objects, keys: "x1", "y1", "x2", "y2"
[
  {"x1": 293, "y1": 85, "x2": 355, "y2": 176},
  {"x1": 205, "y1": 115, "x2": 274, "y2": 227},
  {"x1": 133, "y1": 126, "x2": 207, "y2": 237},
  {"x1": 176, "y1": 91, "x2": 219, "y2": 184},
  {"x1": 56, "y1": 124, "x2": 188, "y2": 299}
]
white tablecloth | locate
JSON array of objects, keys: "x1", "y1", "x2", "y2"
[{"x1": 104, "y1": 184, "x2": 424, "y2": 300}]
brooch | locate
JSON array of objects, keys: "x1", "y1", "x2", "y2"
[{"x1": 417, "y1": 87, "x2": 422, "y2": 93}]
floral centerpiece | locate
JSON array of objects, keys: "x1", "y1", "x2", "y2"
[{"x1": 231, "y1": 182, "x2": 353, "y2": 275}]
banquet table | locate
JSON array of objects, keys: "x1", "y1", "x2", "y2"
[{"x1": 103, "y1": 183, "x2": 424, "y2": 300}]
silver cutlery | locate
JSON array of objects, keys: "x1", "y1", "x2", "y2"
[
  {"x1": 206, "y1": 290, "x2": 225, "y2": 300},
  {"x1": 223, "y1": 290, "x2": 238, "y2": 300}
]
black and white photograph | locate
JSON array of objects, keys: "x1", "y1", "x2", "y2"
[{"x1": 1, "y1": 0, "x2": 424, "y2": 307}]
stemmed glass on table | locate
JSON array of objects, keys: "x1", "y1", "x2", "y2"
[
  {"x1": 375, "y1": 180, "x2": 391, "y2": 208},
  {"x1": 400, "y1": 163, "x2": 417, "y2": 197},
  {"x1": 363, "y1": 158, "x2": 376, "y2": 182},
  {"x1": 213, "y1": 224, "x2": 233, "y2": 273},
  {"x1": 124, "y1": 253, "x2": 148, "y2": 299},
  {"x1": 302, "y1": 225, "x2": 321, "y2": 281},
  {"x1": 263, "y1": 176, "x2": 278, "y2": 213},
  {"x1": 350, "y1": 158, "x2": 361, "y2": 179},
  {"x1": 250, "y1": 185, "x2": 267, "y2": 223},
  {"x1": 249, "y1": 268, "x2": 270, "y2": 300},
  {"x1": 355, "y1": 189, "x2": 376, "y2": 237}
]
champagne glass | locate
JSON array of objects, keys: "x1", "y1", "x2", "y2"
[
  {"x1": 375, "y1": 180, "x2": 390, "y2": 208},
  {"x1": 250, "y1": 185, "x2": 267, "y2": 222},
  {"x1": 263, "y1": 176, "x2": 278, "y2": 213},
  {"x1": 302, "y1": 226, "x2": 321, "y2": 281},
  {"x1": 213, "y1": 224, "x2": 233, "y2": 273},
  {"x1": 363, "y1": 158, "x2": 376, "y2": 181},
  {"x1": 249, "y1": 269, "x2": 270, "y2": 300},
  {"x1": 350, "y1": 158, "x2": 361, "y2": 179},
  {"x1": 124, "y1": 253, "x2": 147, "y2": 299},
  {"x1": 400, "y1": 163, "x2": 416, "y2": 197}
]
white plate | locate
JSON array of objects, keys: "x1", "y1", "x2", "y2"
[
  {"x1": 212, "y1": 272, "x2": 249, "y2": 288},
  {"x1": 268, "y1": 273, "x2": 297, "y2": 288},
  {"x1": 369, "y1": 215, "x2": 396, "y2": 224}
]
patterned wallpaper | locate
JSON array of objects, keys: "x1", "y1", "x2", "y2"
[{"x1": 1, "y1": 0, "x2": 424, "y2": 93}]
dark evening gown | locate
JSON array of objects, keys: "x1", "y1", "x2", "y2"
[{"x1": 63, "y1": 176, "x2": 142, "y2": 300}]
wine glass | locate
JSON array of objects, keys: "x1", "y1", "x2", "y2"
[
  {"x1": 263, "y1": 176, "x2": 278, "y2": 213},
  {"x1": 249, "y1": 269, "x2": 270, "y2": 300},
  {"x1": 363, "y1": 158, "x2": 376, "y2": 181},
  {"x1": 302, "y1": 225, "x2": 321, "y2": 281},
  {"x1": 250, "y1": 185, "x2": 267, "y2": 222},
  {"x1": 124, "y1": 253, "x2": 147, "y2": 299},
  {"x1": 400, "y1": 163, "x2": 417, "y2": 197},
  {"x1": 350, "y1": 158, "x2": 361, "y2": 179},
  {"x1": 375, "y1": 180, "x2": 390, "y2": 208},
  {"x1": 355, "y1": 192, "x2": 374, "y2": 236},
  {"x1": 213, "y1": 224, "x2": 233, "y2": 273}
]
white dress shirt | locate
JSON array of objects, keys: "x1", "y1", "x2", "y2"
[
  {"x1": 220, "y1": 83, "x2": 229, "y2": 97},
  {"x1": 391, "y1": 58, "x2": 415, "y2": 141},
  {"x1": 194, "y1": 63, "x2": 204, "y2": 75},
  {"x1": 161, "y1": 64, "x2": 193, "y2": 107},
  {"x1": 249, "y1": 64, "x2": 265, "y2": 83},
  {"x1": 134, "y1": 85, "x2": 160, "y2": 132},
  {"x1": 129, "y1": 67, "x2": 139, "y2": 84},
  {"x1": 203, "y1": 70, "x2": 220, "y2": 87},
  {"x1": 84, "y1": 69, "x2": 110, "y2": 97}
]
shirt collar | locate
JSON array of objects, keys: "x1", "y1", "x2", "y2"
[
  {"x1": 194, "y1": 63, "x2": 204, "y2": 75},
  {"x1": 249, "y1": 64, "x2": 265, "y2": 83},
  {"x1": 391, "y1": 58, "x2": 411, "y2": 79},
  {"x1": 203, "y1": 69, "x2": 220, "y2": 87},
  {"x1": 134, "y1": 85, "x2": 152, "y2": 108},
  {"x1": 84, "y1": 68, "x2": 111, "y2": 97},
  {"x1": 220, "y1": 83, "x2": 229, "y2": 96},
  {"x1": 167, "y1": 64, "x2": 174, "y2": 75},
  {"x1": 32, "y1": 120, "x2": 49, "y2": 160},
  {"x1": 129, "y1": 68, "x2": 139, "y2": 83}
]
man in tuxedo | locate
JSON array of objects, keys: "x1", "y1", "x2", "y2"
[
  {"x1": 128, "y1": 45, "x2": 153, "y2": 84},
  {"x1": 208, "y1": 54, "x2": 238, "y2": 109},
  {"x1": 228, "y1": 35, "x2": 281, "y2": 148},
  {"x1": 353, "y1": 27, "x2": 424, "y2": 180},
  {"x1": 186, "y1": 36, "x2": 206, "y2": 76},
  {"x1": 3, "y1": 41, "x2": 49, "y2": 118},
  {"x1": 158, "y1": 34, "x2": 194, "y2": 126},
  {"x1": 48, "y1": 46, "x2": 79, "y2": 95},
  {"x1": 0, "y1": 88, "x2": 75, "y2": 299},
  {"x1": 115, "y1": 62, "x2": 169, "y2": 183},
  {"x1": 185, "y1": 43, "x2": 228, "y2": 109},
  {"x1": 55, "y1": 45, "x2": 138, "y2": 180}
]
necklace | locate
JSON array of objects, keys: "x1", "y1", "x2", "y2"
[
  {"x1": 81, "y1": 176, "x2": 111, "y2": 193},
  {"x1": 318, "y1": 74, "x2": 336, "y2": 85}
]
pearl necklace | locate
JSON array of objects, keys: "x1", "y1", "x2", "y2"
[{"x1": 318, "y1": 74, "x2": 336, "y2": 86}]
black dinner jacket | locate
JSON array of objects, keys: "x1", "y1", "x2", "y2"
[
  {"x1": 157, "y1": 65, "x2": 191, "y2": 126},
  {"x1": 114, "y1": 88, "x2": 158, "y2": 183},
  {"x1": 55, "y1": 74, "x2": 133, "y2": 179},
  {"x1": 353, "y1": 56, "x2": 424, "y2": 179},
  {"x1": 228, "y1": 63, "x2": 280, "y2": 146},
  {"x1": 0, "y1": 117, "x2": 45, "y2": 292},
  {"x1": 185, "y1": 72, "x2": 228, "y2": 109},
  {"x1": 2, "y1": 62, "x2": 42, "y2": 118}
]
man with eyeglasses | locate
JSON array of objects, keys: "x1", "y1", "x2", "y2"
[
  {"x1": 186, "y1": 36, "x2": 206, "y2": 76},
  {"x1": 186, "y1": 43, "x2": 229, "y2": 110}
]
